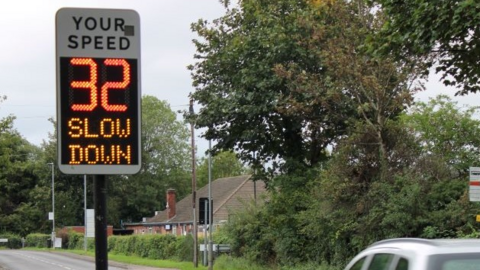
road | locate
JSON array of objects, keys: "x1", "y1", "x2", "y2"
[{"x1": 0, "y1": 250, "x2": 175, "y2": 270}]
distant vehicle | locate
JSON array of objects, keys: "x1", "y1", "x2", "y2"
[{"x1": 344, "y1": 238, "x2": 480, "y2": 270}]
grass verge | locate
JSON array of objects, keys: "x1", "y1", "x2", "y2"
[{"x1": 28, "y1": 248, "x2": 207, "y2": 270}]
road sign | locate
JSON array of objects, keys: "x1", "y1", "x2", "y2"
[
  {"x1": 86, "y1": 209, "x2": 95, "y2": 238},
  {"x1": 199, "y1": 197, "x2": 212, "y2": 225},
  {"x1": 469, "y1": 167, "x2": 480, "y2": 202},
  {"x1": 56, "y1": 8, "x2": 141, "y2": 174}
]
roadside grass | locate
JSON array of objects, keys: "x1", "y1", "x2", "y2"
[
  {"x1": 213, "y1": 255, "x2": 267, "y2": 270},
  {"x1": 22, "y1": 248, "x2": 340, "y2": 270},
  {"x1": 211, "y1": 256, "x2": 341, "y2": 270},
  {"x1": 106, "y1": 253, "x2": 208, "y2": 270},
  {"x1": 25, "y1": 248, "x2": 207, "y2": 270}
]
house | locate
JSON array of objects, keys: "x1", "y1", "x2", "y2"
[{"x1": 124, "y1": 175, "x2": 266, "y2": 235}]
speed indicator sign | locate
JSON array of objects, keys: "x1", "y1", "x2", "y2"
[{"x1": 56, "y1": 8, "x2": 141, "y2": 175}]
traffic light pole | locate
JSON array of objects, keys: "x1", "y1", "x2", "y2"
[{"x1": 94, "y1": 175, "x2": 108, "y2": 270}]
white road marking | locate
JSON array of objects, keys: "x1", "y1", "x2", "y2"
[{"x1": 12, "y1": 252, "x2": 76, "y2": 270}]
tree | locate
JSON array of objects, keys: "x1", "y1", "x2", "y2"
[
  {"x1": 38, "y1": 118, "x2": 88, "y2": 229},
  {"x1": 401, "y1": 95, "x2": 480, "y2": 177},
  {"x1": 196, "y1": 150, "x2": 247, "y2": 188},
  {"x1": 300, "y1": 95, "x2": 480, "y2": 265},
  {"x1": 276, "y1": 0, "x2": 420, "y2": 179},
  {"x1": 189, "y1": 0, "x2": 352, "y2": 173},
  {"x1": 0, "y1": 116, "x2": 47, "y2": 235},
  {"x1": 375, "y1": 0, "x2": 480, "y2": 94},
  {"x1": 189, "y1": 1, "x2": 425, "y2": 266}
]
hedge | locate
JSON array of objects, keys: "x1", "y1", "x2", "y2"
[
  {"x1": 21, "y1": 230, "x2": 195, "y2": 262},
  {"x1": 0, "y1": 233, "x2": 22, "y2": 249},
  {"x1": 25, "y1": 233, "x2": 50, "y2": 248},
  {"x1": 108, "y1": 234, "x2": 194, "y2": 261}
]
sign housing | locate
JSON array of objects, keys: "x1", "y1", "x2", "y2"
[
  {"x1": 56, "y1": 8, "x2": 141, "y2": 174},
  {"x1": 469, "y1": 167, "x2": 480, "y2": 202}
]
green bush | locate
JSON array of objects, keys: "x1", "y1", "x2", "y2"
[
  {"x1": 108, "y1": 234, "x2": 186, "y2": 260},
  {"x1": 146, "y1": 234, "x2": 177, "y2": 259},
  {"x1": 25, "y1": 233, "x2": 50, "y2": 248},
  {"x1": 173, "y1": 235, "x2": 194, "y2": 262},
  {"x1": 0, "y1": 234, "x2": 22, "y2": 249}
]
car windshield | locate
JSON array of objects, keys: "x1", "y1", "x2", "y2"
[{"x1": 428, "y1": 253, "x2": 480, "y2": 270}]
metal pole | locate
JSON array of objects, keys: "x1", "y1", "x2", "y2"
[
  {"x1": 208, "y1": 140, "x2": 213, "y2": 269},
  {"x1": 190, "y1": 99, "x2": 198, "y2": 268},
  {"x1": 84, "y1": 175, "x2": 87, "y2": 251},
  {"x1": 47, "y1": 163, "x2": 55, "y2": 249},
  {"x1": 254, "y1": 151, "x2": 257, "y2": 205},
  {"x1": 203, "y1": 220, "x2": 207, "y2": 265},
  {"x1": 94, "y1": 175, "x2": 108, "y2": 270}
]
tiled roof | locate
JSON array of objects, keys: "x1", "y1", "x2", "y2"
[{"x1": 145, "y1": 175, "x2": 266, "y2": 224}]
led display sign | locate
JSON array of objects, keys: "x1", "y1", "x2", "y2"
[{"x1": 56, "y1": 8, "x2": 141, "y2": 174}]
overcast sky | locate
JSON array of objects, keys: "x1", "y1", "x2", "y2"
[
  {"x1": 0, "y1": 0, "x2": 478, "y2": 157},
  {"x1": 0, "y1": 0, "x2": 226, "y2": 155}
]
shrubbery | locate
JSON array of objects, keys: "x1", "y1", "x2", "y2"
[
  {"x1": 108, "y1": 234, "x2": 194, "y2": 261},
  {"x1": 20, "y1": 230, "x2": 196, "y2": 262},
  {"x1": 0, "y1": 233, "x2": 22, "y2": 249},
  {"x1": 25, "y1": 233, "x2": 50, "y2": 248}
]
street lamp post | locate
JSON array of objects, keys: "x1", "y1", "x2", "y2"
[
  {"x1": 47, "y1": 163, "x2": 55, "y2": 248},
  {"x1": 189, "y1": 99, "x2": 198, "y2": 267}
]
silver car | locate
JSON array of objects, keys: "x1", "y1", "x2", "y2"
[{"x1": 344, "y1": 238, "x2": 480, "y2": 270}]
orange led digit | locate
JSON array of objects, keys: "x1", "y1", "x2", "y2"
[
  {"x1": 70, "y1": 58, "x2": 98, "y2": 111},
  {"x1": 101, "y1": 59, "x2": 130, "y2": 112}
]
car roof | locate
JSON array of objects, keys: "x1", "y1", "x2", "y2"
[{"x1": 366, "y1": 238, "x2": 480, "y2": 255}]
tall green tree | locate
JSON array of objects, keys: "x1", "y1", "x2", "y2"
[
  {"x1": 375, "y1": 0, "x2": 480, "y2": 94},
  {"x1": 198, "y1": 0, "x2": 420, "y2": 266},
  {"x1": 401, "y1": 95, "x2": 480, "y2": 177},
  {"x1": 189, "y1": 0, "x2": 352, "y2": 174},
  {"x1": 301, "y1": 95, "x2": 480, "y2": 265},
  {"x1": 0, "y1": 116, "x2": 47, "y2": 235},
  {"x1": 196, "y1": 150, "x2": 248, "y2": 188}
]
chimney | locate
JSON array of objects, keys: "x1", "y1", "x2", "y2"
[{"x1": 167, "y1": 189, "x2": 176, "y2": 219}]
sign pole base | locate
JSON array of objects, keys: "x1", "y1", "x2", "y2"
[{"x1": 94, "y1": 175, "x2": 108, "y2": 270}]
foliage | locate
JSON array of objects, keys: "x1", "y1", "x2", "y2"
[
  {"x1": 196, "y1": 150, "x2": 248, "y2": 188},
  {"x1": 222, "y1": 199, "x2": 276, "y2": 265},
  {"x1": 400, "y1": 95, "x2": 480, "y2": 178},
  {"x1": 25, "y1": 233, "x2": 50, "y2": 248},
  {"x1": 193, "y1": 0, "x2": 420, "y2": 267},
  {"x1": 0, "y1": 233, "x2": 22, "y2": 249},
  {"x1": 0, "y1": 118, "x2": 46, "y2": 235},
  {"x1": 375, "y1": 0, "x2": 480, "y2": 94},
  {"x1": 189, "y1": 0, "x2": 352, "y2": 173},
  {"x1": 172, "y1": 234, "x2": 194, "y2": 262},
  {"x1": 55, "y1": 230, "x2": 94, "y2": 250},
  {"x1": 108, "y1": 234, "x2": 191, "y2": 261},
  {"x1": 38, "y1": 118, "x2": 92, "y2": 229},
  {"x1": 299, "y1": 96, "x2": 480, "y2": 265}
]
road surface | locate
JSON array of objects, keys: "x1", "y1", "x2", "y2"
[{"x1": 0, "y1": 250, "x2": 176, "y2": 270}]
